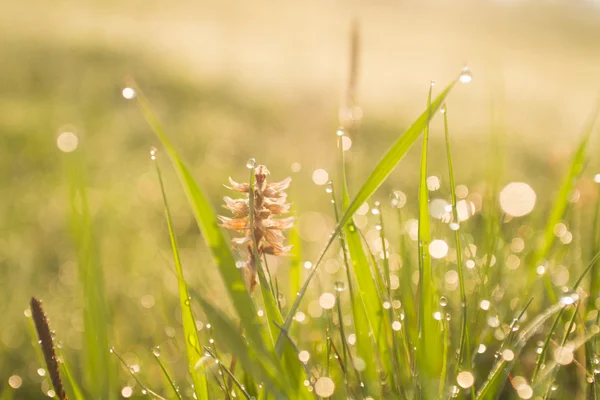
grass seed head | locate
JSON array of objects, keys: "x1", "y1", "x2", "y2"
[{"x1": 219, "y1": 165, "x2": 294, "y2": 290}]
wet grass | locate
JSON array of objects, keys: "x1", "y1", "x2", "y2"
[{"x1": 4, "y1": 35, "x2": 600, "y2": 399}]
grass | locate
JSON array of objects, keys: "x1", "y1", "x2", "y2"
[{"x1": 5, "y1": 30, "x2": 600, "y2": 400}]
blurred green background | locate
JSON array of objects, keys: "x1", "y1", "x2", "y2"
[{"x1": 2, "y1": 0, "x2": 600, "y2": 397}]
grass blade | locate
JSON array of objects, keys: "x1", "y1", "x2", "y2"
[
  {"x1": 277, "y1": 79, "x2": 458, "y2": 354},
  {"x1": 532, "y1": 251, "x2": 600, "y2": 383},
  {"x1": 443, "y1": 105, "x2": 474, "y2": 398},
  {"x1": 135, "y1": 88, "x2": 267, "y2": 355},
  {"x1": 153, "y1": 154, "x2": 209, "y2": 399},
  {"x1": 191, "y1": 290, "x2": 289, "y2": 399},
  {"x1": 152, "y1": 349, "x2": 183, "y2": 400},
  {"x1": 529, "y1": 105, "x2": 600, "y2": 300},
  {"x1": 66, "y1": 154, "x2": 112, "y2": 399},
  {"x1": 416, "y1": 83, "x2": 443, "y2": 397}
]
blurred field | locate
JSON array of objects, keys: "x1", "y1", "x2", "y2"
[{"x1": 2, "y1": 0, "x2": 600, "y2": 398}]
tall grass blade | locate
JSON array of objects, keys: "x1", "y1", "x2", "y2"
[
  {"x1": 338, "y1": 124, "x2": 393, "y2": 394},
  {"x1": 416, "y1": 84, "x2": 443, "y2": 396},
  {"x1": 153, "y1": 155, "x2": 209, "y2": 399},
  {"x1": 277, "y1": 79, "x2": 457, "y2": 354},
  {"x1": 443, "y1": 105, "x2": 474, "y2": 398},
  {"x1": 135, "y1": 88, "x2": 266, "y2": 355},
  {"x1": 529, "y1": 106, "x2": 600, "y2": 300},
  {"x1": 66, "y1": 154, "x2": 112, "y2": 399}
]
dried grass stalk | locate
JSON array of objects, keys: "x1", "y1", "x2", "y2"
[
  {"x1": 219, "y1": 165, "x2": 294, "y2": 290},
  {"x1": 30, "y1": 297, "x2": 67, "y2": 400}
]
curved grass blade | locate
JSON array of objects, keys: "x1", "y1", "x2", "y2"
[
  {"x1": 529, "y1": 105, "x2": 600, "y2": 301},
  {"x1": 135, "y1": 88, "x2": 266, "y2": 355},
  {"x1": 338, "y1": 131, "x2": 392, "y2": 394},
  {"x1": 153, "y1": 156, "x2": 209, "y2": 400},
  {"x1": 328, "y1": 181, "x2": 373, "y2": 395},
  {"x1": 276, "y1": 79, "x2": 458, "y2": 354},
  {"x1": 443, "y1": 105, "x2": 474, "y2": 398}
]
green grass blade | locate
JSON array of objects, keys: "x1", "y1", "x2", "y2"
[
  {"x1": 154, "y1": 156, "x2": 209, "y2": 400},
  {"x1": 416, "y1": 84, "x2": 443, "y2": 397},
  {"x1": 152, "y1": 349, "x2": 183, "y2": 400},
  {"x1": 338, "y1": 133, "x2": 392, "y2": 394},
  {"x1": 443, "y1": 105, "x2": 474, "y2": 398},
  {"x1": 288, "y1": 224, "x2": 302, "y2": 299},
  {"x1": 532, "y1": 251, "x2": 600, "y2": 383},
  {"x1": 479, "y1": 252, "x2": 600, "y2": 399},
  {"x1": 277, "y1": 79, "x2": 457, "y2": 354},
  {"x1": 135, "y1": 88, "x2": 266, "y2": 355},
  {"x1": 529, "y1": 106, "x2": 600, "y2": 300},
  {"x1": 58, "y1": 352, "x2": 86, "y2": 400},
  {"x1": 66, "y1": 154, "x2": 112, "y2": 400},
  {"x1": 476, "y1": 302, "x2": 565, "y2": 399},
  {"x1": 191, "y1": 291, "x2": 289, "y2": 399}
]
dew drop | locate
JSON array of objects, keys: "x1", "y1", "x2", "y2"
[
  {"x1": 150, "y1": 147, "x2": 157, "y2": 160},
  {"x1": 336, "y1": 127, "x2": 345, "y2": 137},
  {"x1": 440, "y1": 296, "x2": 448, "y2": 307},
  {"x1": 152, "y1": 346, "x2": 161, "y2": 357},
  {"x1": 459, "y1": 67, "x2": 473, "y2": 84},
  {"x1": 334, "y1": 281, "x2": 345, "y2": 292},
  {"x1": 560, "y1": 290, "x2": 579, "y2": 306},
  {"x1": 246, "y1": 158, "x2": 256, "y2": 169},
  {"x1": 325, "y1": 181, "x2": 333, "y2": 194}
]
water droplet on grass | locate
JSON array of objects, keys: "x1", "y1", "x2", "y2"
[
  {"x1": 246, "y1": 158, "x2": 256, "y2": 168},
  {"x1": 560, "y1": 290, "x2": 579, "y2": 305},
  {"x1": 325, "y1": 181, "x2": 333, "y2": 193},
  {"x1": 459, "y1": 67, "x2": 473, "y2": 84}
]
